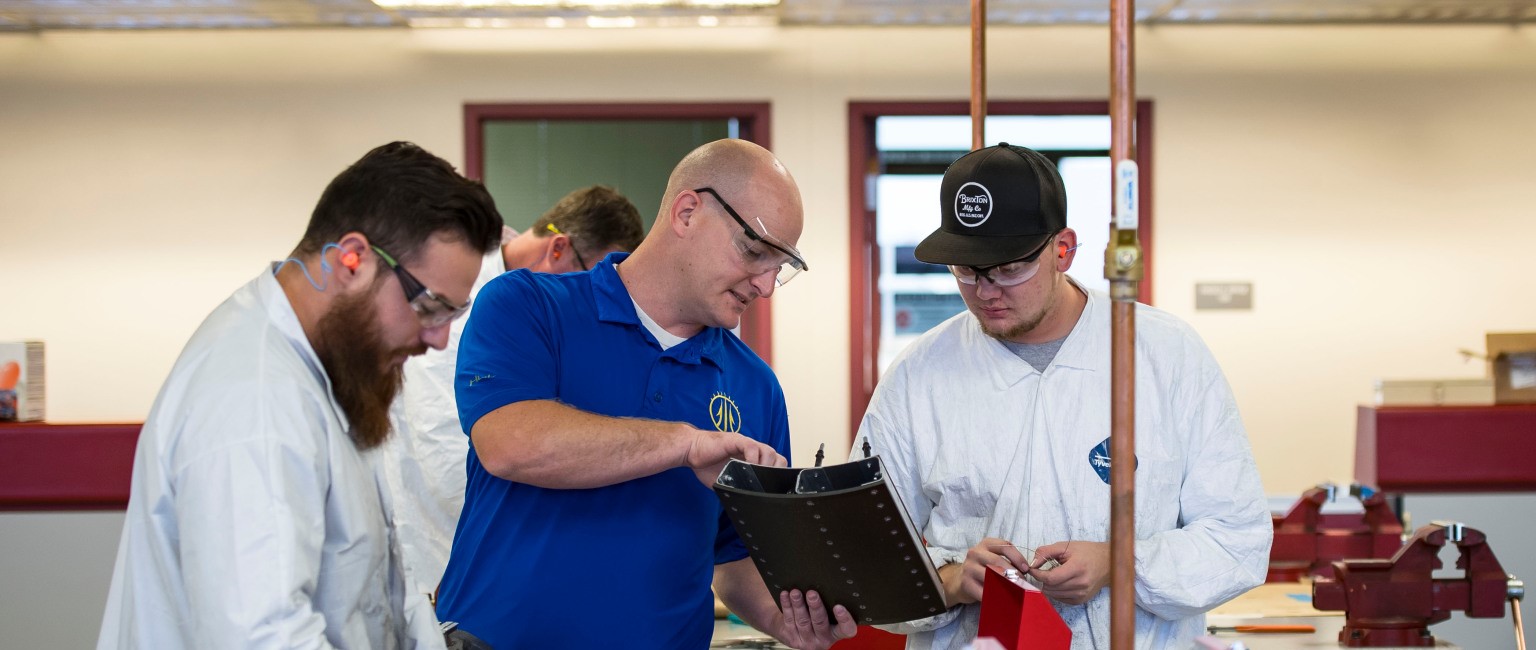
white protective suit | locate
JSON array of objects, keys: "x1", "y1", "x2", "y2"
[
  {"x1": 99, "y1": 268, "x2": 443, "y2": 650},
  {"x1": 376, "y1": 228, "x2": 509, "y2": 596},
  {"x1": 856, "y1": 280, "x2": 1271, "y2": 650}
]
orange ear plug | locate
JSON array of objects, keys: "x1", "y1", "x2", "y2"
[{"x1": 340, "y1": 250, "x2": 360, "y2": 270}]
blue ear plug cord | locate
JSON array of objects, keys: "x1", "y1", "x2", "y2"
[{"x1": 275, "y1": 242, "x2": 344, "y2": 292}]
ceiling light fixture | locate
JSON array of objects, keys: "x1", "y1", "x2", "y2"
[
  {"x1": 382, "y1": 0, "x2": 778, "y2": 28},
  {"x1": 374, "y1": 0, "x2": 775, "y2": 8}
]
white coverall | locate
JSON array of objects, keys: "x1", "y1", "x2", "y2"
[
  {"x1": 99, "y1": 269, "x2": 442, "y2": 649},
  {"x1": 856, "y1": 281, "x2": 1272, "y2": 650},
  {"x1": 376, "y1": 236, "x2": 507, "y2": 596}
]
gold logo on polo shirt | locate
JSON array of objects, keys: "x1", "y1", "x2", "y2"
[{"x1": 710, "y1": 392, "x2": 741, "y2": 433}]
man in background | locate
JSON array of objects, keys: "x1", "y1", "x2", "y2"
[
  {"x1": 377, "y1": 184, "x2": 645, "y2": 599},
  {"x1": 100, "y1": 141, "x2": 504, "y2": 648}
]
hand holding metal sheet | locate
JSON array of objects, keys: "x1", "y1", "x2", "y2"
[
  {"x1": 768, "y1": 588, "x2": 858, "y2": 650},
  {"x1": 688, "y1": 427, "x2": 786, "y2": 486},
  {"x1": 1028, "y1": 540, "x2": 1111, "y2": 605},
  {"x1": 712, "y1": 456, "x2": 946, "y2": 627},
  {"x1": 943, "y1": 537, "x2": 1034, "y2": 605}
]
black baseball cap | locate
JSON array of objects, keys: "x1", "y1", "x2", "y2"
[{"x1": 913, "y1": 142, "x2": 1067, "y2": 267}]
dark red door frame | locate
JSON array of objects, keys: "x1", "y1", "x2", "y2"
[
  {"x1": 463, "y1": 102, "x2": 777, "y2": 365},
  {"x1": 846, "y1": 100, "x2": 1155, "y2": 439}
]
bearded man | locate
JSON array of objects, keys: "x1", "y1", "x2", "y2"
[{"x1": 98, "y1": 142, "x2": 503, "y2": 650}]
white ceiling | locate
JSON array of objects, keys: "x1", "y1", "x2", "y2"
[{"x1": 1, "y1": 0, "x2": 1531, "y2": 31}]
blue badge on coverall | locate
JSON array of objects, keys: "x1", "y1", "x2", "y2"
[{"x1": 1089, "y1": 437, "x2": 1138, "y2": 485}]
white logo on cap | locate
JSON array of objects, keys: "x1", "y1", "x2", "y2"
[{"x1": 954, "y1": 182, "x2": 993, "y2": 228}]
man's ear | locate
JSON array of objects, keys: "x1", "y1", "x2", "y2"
[
  {"x1": 334, "y1": 231, "x2": 378, "y2": 289},
  {"x1": 1054, "y1": 228, "x2": 1079, "y2": 271},
  {"x1": 667, "y1": 190, "x2": 703, "y2": 238}
]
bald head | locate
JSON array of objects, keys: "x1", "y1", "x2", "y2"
[
  {"x1": 659, "y1": 139, "x2": 801, "y2": 227},
  {"x1": 619, "y1": 138, "x2": 805, "y2": 335}
]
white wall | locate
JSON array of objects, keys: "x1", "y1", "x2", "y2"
[
  {"x1": 4, "y1": 21, "x2": 1536, "y2": 647},
  {"x1": 6, "y1": 25, "x2": 1535, "y2": 491}
]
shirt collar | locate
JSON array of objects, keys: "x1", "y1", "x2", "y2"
[
  {"x1": 591, "y1": 252, "x2": 641, "y2": 326},
  {"x1": 588, "y1": 252, "x2": 724, "y2": 365},
  {"x1": 261, "y1": 264, "x2": 350, "y2": 429},
  {"x1": 1049, "y1": 276, "x2": 1107, "y2": 373}
]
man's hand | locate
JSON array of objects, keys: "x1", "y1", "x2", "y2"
[
  {"x1": 770, "y1": 589, "x2": 858, "y2": 650},
  {"x1": 683, "y1": 427, "x2": 786, "y2": 486},
  {"x1": 1027, "y1": 540, "x2": 1110, "y2": 605},
  {"x1": 940, "y1": 537, "x2": 1031, "y2": 606}
]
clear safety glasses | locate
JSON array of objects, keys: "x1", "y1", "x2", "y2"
[
  {"x1": 371, "y1": 246, "x2": 470, "y2": 328},
  {"x1": 693, "y1": 187, "x2": 809, "y2": 287},
  {"x1": 948, "y1": 240, "x2": 1053, "y2": 288}
]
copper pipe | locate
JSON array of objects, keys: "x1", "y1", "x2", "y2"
[
  {"x1": 970, "y1": 0, "x2": 986, "y2": 150},
  {"x1": 1109, "y1": 303, "x2": 1135, "y2": 650},
  {"x1": 1514, "y1": 596, "x2": 1526, "y2": 650},
  {"x1": 1108, "y1": 0, "x2": 1137, "y2": 645}
]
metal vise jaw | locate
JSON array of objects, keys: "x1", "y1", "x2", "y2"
[
  {"x1": 1313, "y1": 522, "x2": 1514, "y2": 647},
  {"x1": 1268, "y1": 482, "x2": 1404, "y2": 582}
]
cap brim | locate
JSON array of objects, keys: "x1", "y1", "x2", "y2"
[{"x1": 913, "y1": 229, "x2": 1053, "y2": 267}]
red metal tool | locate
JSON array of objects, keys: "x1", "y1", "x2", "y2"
[
  {"x1": 1313, "y1": 521, "x2": 1520, "y2": 647},
  {"x1": 976, "y1": 566, "x2": 1071, "y2": 650},
  {"x1": 1268, "y1": 482, "x2": 1404, "y2": 582}
]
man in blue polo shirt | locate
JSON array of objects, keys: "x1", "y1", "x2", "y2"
[{"x1": 437, "y1": 139, "x2": 857, "y2": 649}]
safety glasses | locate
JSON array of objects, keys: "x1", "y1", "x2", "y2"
[
  {"x1": 371, "y1": 245, "x2": 470, "y2": 328},
  {"x1": 693, "y1": 187, "x2": 809, "y2": 287},
  {"x1": 949, "y1": 239, "x2": 1054, "y2": 288}
]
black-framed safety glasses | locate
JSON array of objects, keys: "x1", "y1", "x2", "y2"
[
  {"x1": 371, "y1": 245, "x2": 470, "y2": 328},
  {"x1": 693, "y1": 187, "x2": 809, "y2": 287}
]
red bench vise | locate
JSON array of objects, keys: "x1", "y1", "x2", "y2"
[
  {"x1": 1268, "y1": 482, "x2": 1404, "y2": 582},
  {"x1": 1312, "y1": 521, "x2": 1522, "y2": 647}
]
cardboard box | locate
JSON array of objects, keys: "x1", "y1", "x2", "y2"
[
  {"x1": 1488, "y1": 332, "x2": 1536, "y2": 405},
  {"x1": 1374, "y1": 378, "x2": 1494, "y2": 406},
  {"x1": 0, "y1": 341, "x2": 44, "y2": 422}
]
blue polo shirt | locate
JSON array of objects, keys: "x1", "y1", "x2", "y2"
[{"x1": 437, "y1": 253, "x2": 792, "y2": 649}]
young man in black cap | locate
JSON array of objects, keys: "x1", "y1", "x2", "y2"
[{"x1": 854, "y1": 143, "x2": 1271, "y2": 649}]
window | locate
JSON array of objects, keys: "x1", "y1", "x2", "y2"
[{"x1": 847, "y1": 101, "x2": 1154, "y2": 436}]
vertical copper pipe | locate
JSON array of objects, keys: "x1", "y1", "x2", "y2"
[
  {"x1": 1109, "y1": 240, "x2": 1136, "y2": 650},
  {"x1": 1513, "y1": 596, "x2": 1526, "y2": 650},
  {"x1": 1109, "y1": 0, "x2": 1137, "y2": 646},
  {"x1": 970, "y1": 0, "x2": 986, "y2": 150}
]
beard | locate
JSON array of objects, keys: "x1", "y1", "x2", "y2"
[
  {"x1": 975, "y1": 273, "x2": 1060, "y2": 342},
  {"x1": 314, "y1": 285, "x2": 414, "y2": 450},
  {"x1": 980, "y1": 307, "x2": 1049, "y2": 341}
]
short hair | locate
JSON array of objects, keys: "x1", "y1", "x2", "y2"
[
  {"x1": 530, "y1": 185, "x2": 645, "y2": 258},
  {"x1": 296, "y1": 141, "x2": 503, "y2": 263}
]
